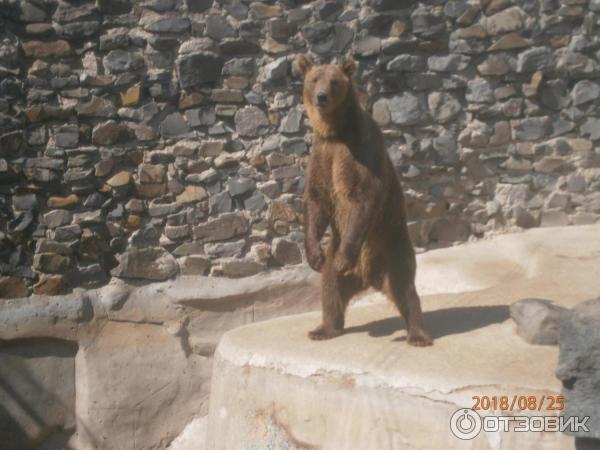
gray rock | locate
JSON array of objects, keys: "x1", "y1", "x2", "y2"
[
  {"x1": 540, "y1": 209, "x2": 570, "y2": 227},
  {"x1": 557, "y1": 51, "x2": 600, "y2": 77},
  {"x1": 222, "y1": 58, "x2": 254, "y2": 76},
  {"x1": 556, "y1": 298, "x2": 600, "y2": 439},
  {"x1": 541, "y1": 79, "x2": 570, "y2": 110},
  {"x1": 279, "y1": 109, "x2": 302, "y2": 134},
  {"x1": 146, "y1": 0, "x2": 176, "y2": 12},
  {"x1": 129, "y1": 225, "x2": 160, "y2": 248},
  {"x1": 185, "y1": 0, "x2": 212, "y2": 13},
  {"x1": 148, "y1": 200, "x2": 179, "y2": 217},
  {"x1": 428, "y1": 92, "x2": 462, "y2": 124},
  {"x1": 205, "y1": 239, "x2": 246, "y2": 258},
  {"x1": 510, "y1": 298, "x2": 567, "y2": 345},
  {"x1": 145, "y1": 17, "x2": 190, "y2": 33},
  {"x1": 315, "y1": 0, "x2": 342, "y2": 19},
  {"x1": 218, "y1": 257, "x2": 265, "y2": 277},
  {"x1": 428, "y1": 54, "x2": 470, "y2": 72},
  {"x1": 372, "y1": 98, "x2": 391, "y2": 126},
  {"x1": 235, "y1": 106, "x2": 269, "y2": 137},
  {"x1": 228, "y1": 177, "x2": 255, "y2": 197},
  {"x1": 19, "y1": 2, "x2": 48, "y2": 22},
  {"x1": 103, "y1": 50, "x2": 140, "y2": 73},
  {"x1": 517, "y1": 47, "x2": 554, "y2": 73},
  {"x1": 176, "y1": 52, "x2": 223, "y2": 89},
  {"x1": 302, "y1": 22, "x2": 332, "y2": 44},
  {"x1": 484, "y1": 6, "x2": 527, "y2": 36},
  {"x1": 61, "y1": 20, "x2": 101, "y2": 39},
  {"x1": 111, "y1": 247, "x2": 178, "y2": 281},
  {"x1": 159, "y1": 113, "x2": 191, "y2": 138},
  {"x1": 55, "y1": 125, "x2": 79, "y2": 148},
  {"x1": 244, "y1": 192, "x2": 266, "y2": 211},
  {"x1": 272, "y1": 238, "x2": 302, "y2": 265},
  {"x1": 352, "y1": 36, "x2": 381, "y2": 57},
  {"x1": 581, "y1": 117, "x2": 600, "y2": 140},
  {"x1": 209, "y1": 191, "x2": 233, "y2": 214},
  {"x1": 281, "y1": 137, "x2": 307, "y2": 155},
  {"x1": 388, "y1": 93, "x2": 428, "y2": 126},
  {"x1": 12, "y1": 193, "x2": 38, "y2": 211},
  {"x1": 43, "y1": 210, "x2": 72, "y2": 229},
  {"x1": 99, "y1": 27, "x2": 129, "y2": 51},
  {"x1": 545, "y1": 191, "x2": 570, "y2": 209},
  {"x1": 261, "y1": 57, "x2": 289, "y2": 82},
  {"x1": 272, "y1": 165, "x2": 301, "y2": 180},
  {"x1": 193, "y1": 213, "x2": 249, "y2": 242},
  {"x1": 387, "y1": 55, "x2": 426, "y2": 72},
  {"x1": 165, "y1": 225, "x2": 191, "y2": 241},
  {"x1": 0, "y1": 276, "x2": 28, "y2": 298},
  {"x1": 53, "y1": 2, "x2": 98, "y2": 23},
  {"x1": 76, "y1": 96, "x2": 116, "y2": 118},
  {"x1": 428, "y1": 217, "x2": 470, "y2": 243},
  {"x1": 466, "y1": 79, "x2": 494, "y2": 104},
  {"x1": 72, "y1": 210, "x2": 103, "y2": 224},
  {"x1": 571, "y1": 80, "x2": 600, "y2": 106},
  {"x1": 512, "y1": 117, "x2": 552, "y2": 141},
  {"x1": 458, "y1": 119, "x2": 493, "y2": 147},
  {"x1": 433, "y1": 133, "x2": 458, "y2": 164},
  {"x1": 218, "y1": 39, "x2": 260, "y2": 55},
  {"x1": 52, "y1": 224, "x2": 81, "y2": 242},
  {"x1": 178, "y1": 255, "x2": 211, "y2": 275},
  {"x1": 259, "y1": 181, "x2": 281, "y2": 199},
  {"x1": 444, "y1": 0, "x2": 469, "y2": 18},
  {"x1": 495, "y1": 183, "x2": 530, "y2": 208},
  {"x1": 8, "y1": 211, "x2": 34, "y2": 234},
  {"x1": 511, "y1": 205, "x2": 538, "y2": 229},
  {"x1": 92, "y1": 120, "x2": 132, "y2": 145},
  {"x1": 206, "y1": 15, "x2": 235, "y2": 40},
  {"x1": 33, "y1": 253, "x2": 72, "y2": 274},
  {"x1": 450, "y1": 37, "x2": 486, "y2": 55},
  {"x1": 268, "y1": 18, "x2": 292, "y2": 42},
  {"x1": 477, "y1": 53, "x2": 515, "y2": 76}
]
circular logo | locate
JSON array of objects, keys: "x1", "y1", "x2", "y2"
[{"x1": 450, "y1": 408, "x2": 482, "y2": 440}]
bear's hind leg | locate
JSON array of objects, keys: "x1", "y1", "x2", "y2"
[
  {"x1": 309, "y1": 256, "x2": 361, "y2": 340},
  {"x1": 383, "y1": 272, "x2": 433, "y2": 347}
]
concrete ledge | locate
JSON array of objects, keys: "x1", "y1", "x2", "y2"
[{"x1": 207, "y1": 225, "x2": 600, "y2": 450}]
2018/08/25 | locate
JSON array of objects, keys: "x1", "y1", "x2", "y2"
[{"x1": 472, "y1": 395, "x2": 564, "y2": 412}]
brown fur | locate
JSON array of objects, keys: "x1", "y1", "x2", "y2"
[{"x1": 296, "y1": 55, "x2": 433, "y2": 346}]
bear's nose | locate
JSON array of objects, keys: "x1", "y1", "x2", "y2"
[{"x1": 316, "y1": 92, "x2": 328, "y2": 105}]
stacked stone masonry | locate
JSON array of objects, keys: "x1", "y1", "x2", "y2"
[{"x1": 1, "y1": 0, "x2": 600, "y2": 296}]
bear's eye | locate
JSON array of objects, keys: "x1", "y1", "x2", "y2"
[{"x1": 331, "y1": 79, "x2": 339, "y2": 87}]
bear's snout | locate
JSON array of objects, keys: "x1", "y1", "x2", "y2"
[{"x1": 316, "y1": 92, "x2": 328, "y2": 107}]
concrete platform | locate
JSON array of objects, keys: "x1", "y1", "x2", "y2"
[{"x1": 206, "y1": 225, "x2": 600, "y2": 450}]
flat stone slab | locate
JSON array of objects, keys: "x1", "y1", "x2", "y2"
[{"x1": 207, "y1": 225, "x2": 600, "y2": 450}]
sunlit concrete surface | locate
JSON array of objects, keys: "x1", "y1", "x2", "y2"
[{"x1": 207, "y1": 225, "x2": 600, "y2": 450}]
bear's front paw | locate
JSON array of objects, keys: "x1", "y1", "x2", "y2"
[
  {"x1": 306, "y1": 249, "x2": 325, "y2": 272},
  {"x1": 333, "y1": 250, "x2": 356, "y2": 274}
]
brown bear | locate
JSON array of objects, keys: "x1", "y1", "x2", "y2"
[{"x1": 295, "y1": 54, "x2": 433, "y2": 346}]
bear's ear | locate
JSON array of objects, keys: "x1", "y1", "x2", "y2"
[
  {"x1": 294, "y1": 54, "x2": 313, "y2": 79},
  {"x1": 342, "y1": 56, "x2": 356, "y2": 77}
]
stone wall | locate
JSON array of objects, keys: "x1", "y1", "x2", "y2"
[{"x1": 2, "y1": 0, "x2": 600, "y2": 297}]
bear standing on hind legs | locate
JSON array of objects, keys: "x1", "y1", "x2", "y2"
[{"x1": 295, "y1": 54, "x2": 433, "y2": 347}]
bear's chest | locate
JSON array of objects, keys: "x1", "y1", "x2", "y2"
[{"x1": 312, "y1": 141, "x2": 362, "y2": 201}]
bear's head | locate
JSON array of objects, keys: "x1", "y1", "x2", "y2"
[{"x1": 294, "y1": 55, "x2": 356, "y2": 116}]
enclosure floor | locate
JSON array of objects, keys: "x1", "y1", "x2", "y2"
[{"x1": 206, "y1": 225, "x2": 600, "y2": 450}]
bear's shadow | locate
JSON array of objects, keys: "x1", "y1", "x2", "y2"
[{"x1": 344, "y1": 305, "x2": 510, "y2": 341}]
